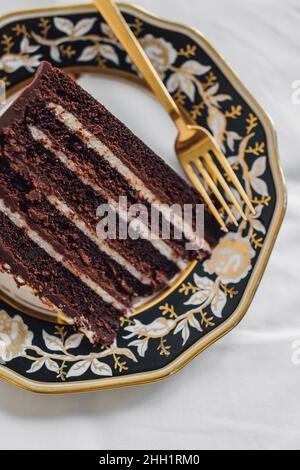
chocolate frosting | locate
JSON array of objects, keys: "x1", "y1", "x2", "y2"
[{"x1": 0, "y1": 62, "x2": 52, "y2": 129}]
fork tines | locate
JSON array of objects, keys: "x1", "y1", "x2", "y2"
[{"x1": 187, "y1": 148, "x2": 255, "y2": 232}]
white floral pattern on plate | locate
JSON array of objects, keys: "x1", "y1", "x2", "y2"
[
  {"x1": 124, "y1": 233, "x2": 256, "y2": 356},
  {"x1": 0, "y1": 7, "x2": 280, "y2": 387},
  {"x1": 0, "y1": 36, "x2": 42, "y2": 73},
  {"x1": 0, "y1": 310, "x2": 137, "y2": 380}
]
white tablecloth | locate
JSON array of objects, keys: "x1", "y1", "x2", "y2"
[{"x1": 0, "y1": 0, "x2": 299, "y2": 451}]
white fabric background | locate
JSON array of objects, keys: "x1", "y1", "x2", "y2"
[{"x1": 0, "y1": 0, "x2": 299, "y2": 451}]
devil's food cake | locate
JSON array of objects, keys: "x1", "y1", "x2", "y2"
[{"x1": 0, "y1": 62, "x2": 221, "y2": 346}]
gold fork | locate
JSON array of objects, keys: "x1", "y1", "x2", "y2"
[{"x1": 93, "y1": 0, "x2": 255, "y2": 231}]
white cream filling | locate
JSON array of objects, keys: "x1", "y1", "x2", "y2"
[
  {"x1": 0, "y1": 200, "x2": 128, "y2": 312},
  {"x1": 38, "y1": 195, "x2": 187, "y2": 308},
  {"x1": 29, "y1": 125, "x2": 185, "y2": 266},
  {"x1": 47, "y1": 103, "x2": 211, "y2": 254},
  {"x1": 45, "y1": 194, "x2": 152, "y2": 285}
]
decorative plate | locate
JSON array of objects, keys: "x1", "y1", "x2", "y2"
[{"x1": 0, "y1": 3, "x2": 286, "y2": 394}]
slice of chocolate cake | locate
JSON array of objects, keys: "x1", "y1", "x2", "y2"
[{"x1": 0, "y1": 62, "x2": 221, "y2": 346}]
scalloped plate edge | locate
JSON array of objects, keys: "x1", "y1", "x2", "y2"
[{"x1": 0, "y1": 2, "x2": 286, "y2": 394}]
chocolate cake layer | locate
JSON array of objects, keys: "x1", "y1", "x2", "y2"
[
  {"x1": 1, "y1": 123, "x2": 179, "y2": 287},
  {"x1": 0, "y1": 62, "x2": 220, "y2": 249},
  {"x1": 43, "y1": 63, "x2": 221, "y2": 247},
  {"x1": 0, "y1": 158, "x2": 152, "y2": 306},
  {"x1": 26, "y1": 103, "x2": 208, "y2": 260},
  {"x1": 0, "y1": 211, "x2": 120, "y2": 346},
  {"x1": 0, "y1": 62, "x2": 222, "y2": 346}
]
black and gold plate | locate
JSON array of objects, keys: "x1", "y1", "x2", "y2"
[{"x1": 0, "y1": 3, "x2": 286, "y2": 393}]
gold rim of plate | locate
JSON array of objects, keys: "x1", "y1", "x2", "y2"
[{"x1": 0, "y1": 2, "x2": 287, "y2": 394}]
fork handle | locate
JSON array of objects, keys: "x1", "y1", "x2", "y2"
[{"x1": 93, "y1": 0, "x2": 190, "y2": 134}]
